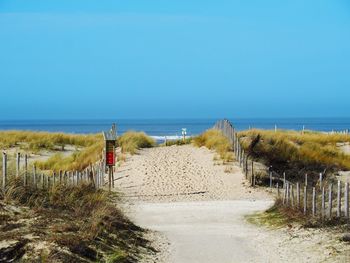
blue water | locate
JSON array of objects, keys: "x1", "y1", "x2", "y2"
[{"x1": 0, "y1": 118, "x2": 349, "y2": 138}]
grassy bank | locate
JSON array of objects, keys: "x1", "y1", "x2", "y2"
[
  {"x1": 118, "y1": 131, "x2": 155, "y2": 154},
  {"x1": 0, "y1": 131, "x2": 101, "y2": 152},
  {"x1": 239, "y1": 129, "x2": 350, "y2": 181},
  {"x1": 193, "y1": 129, "x2": 233, "y2": 162},
  {"x1": 0, "y1": 177, "x2": 153, "y2": 262}
]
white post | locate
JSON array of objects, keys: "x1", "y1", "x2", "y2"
[
  {"x1": 337, "y1": 180, "x2": 341, "y2": 218},
  {"x1": 304, "y1": 186, "x2": 307, "y2": 215},
  {"x1": 296, "y1": 182, "x2": 300, "y2": 207},
  {"x1": 322, "y1": 186, "x2": 325, "y2": 219},
  {"x1": 16, "y1": 152, "x2": 20, "y2": 177},
  {"x1": 328, "y1": 184, "x2": 333, "y2": 219},
  {"x1": 319, "y1": 173, "x2": 323, "y2": 190},
  {"x1": 2, "y1": 152, "x2": 7, "y2": 191},
  {"x1": 345, "y1": 182, "x2": 349, "y2": 220},
  {"x1": 312, "y1": 187, "x2": 316, "y2": 217}
]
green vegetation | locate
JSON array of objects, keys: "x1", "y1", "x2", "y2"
[
  {"x1": 193, "y1": 129, "x2": 233, "y2": 162},
  {"x1": 0, "y1": 130, "x2": 101, "y2": 152},
  {"x1": 0, "y1": 177, "x2": 152, "y2": 262},
  {"x1": 118, "y1": 131, "x2": 155, "y2": 154},
  {"x1": 163, "y1": 137, "x2": 192, "y2": 146},
  {"x1": 239, "y1": 129, "x2": 350, "y2": 179}
]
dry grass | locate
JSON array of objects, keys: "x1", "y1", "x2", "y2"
[
  {"x1": 1, "y1": 177, "x2": 152, "y2": 262},
  {"x1": 193, "y1": 129, "x2": 234, "y2": 162},
  {"x1": 239, "y1": 129, "x2": 350, "y2": 179},
  {"x1": 163, "y1": 138, "x2": 192, "y2": 146},
  {"x1": 118, "y1": 131, "x2": 155, "y2": 154},
  {"x1": 34, "y1": 141, "x2": 104, "y2": 172},
  {"x1": 0, "y1": 130, "x2": 101, "y2": 152}
]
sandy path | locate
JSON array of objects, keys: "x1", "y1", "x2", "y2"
[
  {"x1": 115, "y1": 145, "x2": 348, "y2": 263},
  {"x1": 116, "y1": 145, "x2": 270, "y2": 202}
]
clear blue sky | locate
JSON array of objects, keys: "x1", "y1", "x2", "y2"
[{"x1": 1, "y1": 0, "x2": 350, "y2": 119}]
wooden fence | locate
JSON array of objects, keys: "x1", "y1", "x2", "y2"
[
  {"x1": 214, "y1": 119, "x2": 350, "y2": 221},
  {"x1": 1, "y1": 151, "x2": 105, "y2": 192}
]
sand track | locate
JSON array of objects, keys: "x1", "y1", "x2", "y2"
[{"x1": 115, "y1": 145, "x2": 348, "y2": 263}]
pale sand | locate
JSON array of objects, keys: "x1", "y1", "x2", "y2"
[
  {"x1": 115, "y1": 145, "x2": 349, "y2": 263},
  {"x1": 116, "y1": 145, "x2": 271, "y2": 202}
]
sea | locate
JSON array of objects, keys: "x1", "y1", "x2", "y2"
[{"x1": 0, "y1": 118, "x2": 349, "y2": 143}]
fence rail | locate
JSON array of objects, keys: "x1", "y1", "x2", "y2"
[
  {"x1": 214, "y1": 119, "x2": 350, "y2": 221},
  {"x1": 1, "y1": 151, "x2": 105, "y2": 192}
]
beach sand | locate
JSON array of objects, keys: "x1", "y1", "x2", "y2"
[{"x1": 115, "y1": 145, "x2": 349, "y2": 263}]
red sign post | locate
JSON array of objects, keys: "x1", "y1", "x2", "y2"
[{"x1": 103, "y1": 124, "x2": 117, "y2": 190}]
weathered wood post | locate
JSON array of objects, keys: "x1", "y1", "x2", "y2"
[
  {"x1": 16, "y1": 152, "x2": 21, "y2": 177},
  {"x1": 41, "y1": 173, "x2": 45, "y2": 189},
  {"x1": 312, "y1": 187, "x2": 316, "y2": 217},
  {"x1": 296, "y1": 182, "x2": 300, "y2": 208},
  {"x1": 24, "y1": 154, "x2": 28, "y2": 186},
  {"x1": 345, "y1": 182, "x2": 349, "y2": 220},
  {"x1": 2, "y1": 152, "x2": 7, "y2": 191},
  {"x1": 305, "y1": 174, "x2": 308, "y2": 187},
  {"x1": 251, "y1": 160, "x2": 254, "y2": 187},
  {"x1": 269, "y1": 171, "x2": 272, "y2": 188},
  {"x1": 304, "y1": 185, "x2": 308, "y2": 215},
  {"x1": 33, "y1": 165, "x2": 37, "y2": 188},
  {"x1": 321, "y1": 186, "x2": 325, "y2": 220},
  {"x1": 59, "y1": 170, "x2": 62, "y2": 184},
  {"x1": 290, "y1": 185, "x2": 294, "y2": 207},
  {"x1": 283, "y1": 172, "x2": 286, "y2": 189},
  {"x1": 319, "y1": 173, "x2": 323, "y2": 190},
  {"x1": 53, "y1": 172, "x2": 56, "y2": 186},
  {"x1": 286, "y1": 183, "x2": 290, "y2": 205},
  {"x1": 337, "y1": 180, "x2": 341, "y2": 218},
  {"x1": 328, "y1": 184, "x2": 333, "y2": 219}
]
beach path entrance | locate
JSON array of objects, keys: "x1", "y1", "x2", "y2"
[{"x1": 115, "y1": 145, "x2": 334, "y2": 263}]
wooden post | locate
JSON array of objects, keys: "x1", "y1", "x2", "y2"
[
  {"x1": 296, "y1": 182, "x2": 300, "y2": 208},
  {"x1": 47, "y1": 175, "x2": 50, "y2": 190},
  {"x1": 283, "y1": 172, "x2": 286, "y2": 188},
  {"x1": 41, "y1": 174, "x2": 45, "y2": 189},
  {"x1": 74, "y1": 171, "x2": 78, "y2": 185},
  {"x1": 33, "y1": 165, "x2": 36, "y2": 188},
  {"x1": 305, "y1": 174, "x2": 308, "y2": 187},
  {"x1": 319, "y1": 173, "x2": 323, "y2": 190},
  {"x1": 24, "y1": 154, "x2": 28, "y2": 186},
  {"x1": 251, "y1": 160, "x2": 254, "y2": 187},
  {"x1": 328, "y1": 184, "x2": 333, "y2": 219},
  {"x1": 286, "y1": 183, "x2": 290, "y2": 205},
  {"x1": 59, "y1": 170, "x2": 62, "y2": 184},
  {"x1": 321, "y1": 186, "x2": 325, "y2": 220},
  {"x1": 16, "y1": 152, "x2": 20, "y2": 177},
  {"x1": 312, "y1": 187, "x2": 316, "y2": 217},
  {"x1": 283, "y1": 184, "x2": 287, "y2": 205},
  {"x1": 345, "y1": 182, "x2": 349, "y2": 220},
  {"x1": 337, "y1": 180, "x2": 341, "y2": 218},
  {"x1": 53, "y1": 172, "x2": 56, "y2": 186},
  {"x1": 2, "y1": 152, "x2": 7, "y2": 191},
  {"x1": 304, "y1": 186, "x2": 307, "y2": 215},
  {"x1": 269, "y1": 171, "x2": 272, "y2": 188},
  {"x1": 108, "y1": 167, "x2": 112, "y2": 191},
  {"x1": 291, "y1": 185, "x2": 294, "y2": 207}
]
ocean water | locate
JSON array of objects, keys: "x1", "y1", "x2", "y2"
[{"x1": 0, "y1": 118, "x2": 349, "y2": 141}]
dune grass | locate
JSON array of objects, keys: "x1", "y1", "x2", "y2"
[
  {"x1": 34, "y1": 141, "x2": 104, "y2": 172},
  {"x1": 1, "y1": 177, "x2": 151, "y2": 262},
  {"x1": 0, "y1": 130, "x2": 101, "y2": 152},
  {"x1": 163, "y1": 137, "x2": 192, "y2": 146},
  {"x1": 239, "y1": 129, "x2": 350, "y2": 179},
  {"x1": 193, "y1": 129, "x2": 234, "y2": 162},
  {"x1": 118, "y1": 131, "x2": 155, "y2": 154}
]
